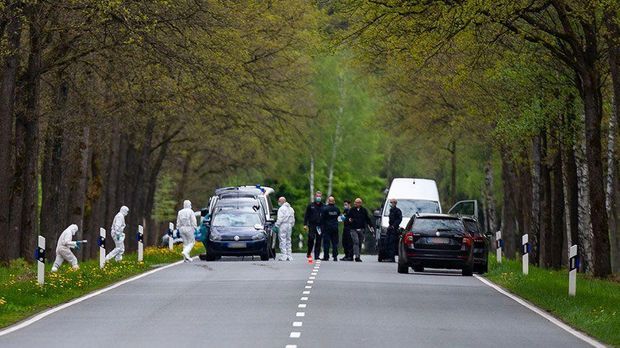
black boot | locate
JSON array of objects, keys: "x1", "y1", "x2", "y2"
[{"x1": 355, "y1": 257, "x2": 362, "y2": 262}]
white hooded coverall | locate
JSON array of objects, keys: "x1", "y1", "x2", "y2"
[
  {"x1": 177, "y1": 200, "x2": 197, "y2": 261},
  {"x1": 275, "y1": 202, "x2": 295, "y2": 260},
  {"x1": 52, "y1": 224, "x2": 79, "y2": 271},
  {"x1": 106, "y1": 206, "x2": 128, "y2": 262}
]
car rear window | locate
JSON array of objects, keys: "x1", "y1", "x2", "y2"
[
  {"x1": 463, "y1": 220, "x2": 481, "y2": 235},
  {"x1": 411, "y1": 218, "x2": 464, "y2": 234}
]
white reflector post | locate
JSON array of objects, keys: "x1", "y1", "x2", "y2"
[
  {"x1": 168, "y1": 222, "x2": 174, "y2": 250},
  {"x1": 298, "y1": 233, "x2": 303, "y2": 250},
  {"x1": 37, "y1": 236, "x2": 45, "y2": 285},
  {"x1": 569, "y1": 245, "x2": 578, "y2": 296},
  {"x1": 138, "y1": 225, "x2": 144, "y2": 262},
  {"x1": 522, "y1": 234, "x2": 529, "y2": 275},
  {"x1": 99, "y1": 228, "x2": 106, "y2": 269},
  {"x1": 495, "y1": 231, "x2": 502, "y2": 264}
]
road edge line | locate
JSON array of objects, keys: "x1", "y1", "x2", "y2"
[
  {"x1": 0, "y1": 258, "x2": 191, "y2": 337},
  {"x1": 474, "y1": 274, "x2": 607, "y2": 348}
]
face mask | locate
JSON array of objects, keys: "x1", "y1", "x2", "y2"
[
  {"x1": 315, "y1": 197, "x2": 321, "y2": 203},
  {"x1": 278, "y1": 202, "x2": 283, "y2": 207}
]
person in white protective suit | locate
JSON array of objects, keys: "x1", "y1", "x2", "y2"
[
  {"x1": 275, "y1": 197, "x2": 295, "y2": 261},
  {"x1": 51, "y1": 224, "x2": 81, "y2": 272},
  {"x1": 177, "y1": 200, "x2": 197, "y2": 262},
  {"x1": 105, "y1": 206, "x2": 129, "y2": 263}
]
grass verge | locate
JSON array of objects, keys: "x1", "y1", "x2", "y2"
[
  {"x1": 0, "y1": 244, "x2": 204, "y2": 329},
  {"x1": 485, "y1": 257, "x2": 620, "y2": 346}
]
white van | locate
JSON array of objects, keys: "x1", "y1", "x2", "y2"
[{"x1": 376, "y1": 178, "x2": 442, "y2": 260}]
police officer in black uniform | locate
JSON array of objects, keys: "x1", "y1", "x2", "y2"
[
  {"x1": 321, "y1": 196, "x2": 341, "y2": 261},
  {"x1": 340, "y1": 200, "x2": 353, "y2": 261},
  {"x1": 304, "y1": 191, "x2": 323, "y2": 262},
  {"x1": 385, "y1": 198, "x2": 402, "y2": 262}
]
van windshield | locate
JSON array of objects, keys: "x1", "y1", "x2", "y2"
[{"x1": 383, "y1": 199, "x2": 440, "y2": 218}]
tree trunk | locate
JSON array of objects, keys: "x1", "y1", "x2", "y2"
[
  {"x1": 450, "y1": 140, "x2": 457, "y2": 204},
  {"x1": 561, "y1": 127, "x2": 579, "y2": 267},
  {"x1": 67, "y1": 127, "x2": 90, "y2": 258},
  {"x1": 604, "y1": 11, "x2": 620, "y2": 272},
  {"x1": 105, "y1": 123, "x2": 121, "y2": 229},
  {"x1": 40, "y1": 76, "x2": 70, "y2": 259},
  {"x1": 483, "y1": 160, "x2": 497, "y2": 234},
  {"x1": 579, "y1": 51, "x2": 611, "y2": 277},
  {"x1": 85, "y1": 145, "x2": 105, "y2": 259},
  {"x1": 575, "y1": 112, "x2": 594, "y2": 273},
  {"x1": 175, "y1": 151, "x2": 193, "y2": 209},
  {"x1": 144, "y1": 137, "x2": 170, "y2": 246},
  {"x1": 519, "y1": 157, "x2": 533, "y2": 253},
  {"x1": 539, "y1": 131, "x2": 553, "y2": 267},
  {"x1": 0, "y1": 8, "x2": 21, "y2": 263},
  {"x1": 500, "y1": 152, "x2": 518, "y2": 258},
  {"x1": 327, "y1": 74, "x2": 345, "y2": 197},
  {"x1": 530, "y1": 136, "x2": 542, "y2": 264},
  {"x1": 551, "y1": 135, "x2": 565, "y2": 269},
  {"x1": 17, "y1": 13, "x2": 43, "y2": 259},
  {"x1": 606, "y1": 93, "x2": 619, "y2": 273}
]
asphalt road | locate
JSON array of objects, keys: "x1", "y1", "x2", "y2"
[{"x1": 0, "y1": 254, "x2": 593, "y2": 348}]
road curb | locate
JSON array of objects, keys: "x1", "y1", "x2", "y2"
[
  {"x1": 474, "y1": 275, "x2": 607, "y2": 348},
  {"x1": 0, "y1": 257, "x2": 192, "y2": 337}
]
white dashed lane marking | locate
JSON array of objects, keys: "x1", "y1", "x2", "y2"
[{"x1": 286, "y1": 260, "x2": 321, "y2": 348}]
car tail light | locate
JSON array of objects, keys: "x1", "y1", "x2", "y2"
[
  {"x1": 461, "y1": 236, "x2": 472, "y2": 251},
  {"x1": 404, "y1": 232, "x2": 414, "y2": 247}
]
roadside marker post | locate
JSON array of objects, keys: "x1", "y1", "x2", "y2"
[
  {"x1": 168, "y1": 222, "x2": 174, "y2": 250},
  {"x1": 495, "y1": 231, "x2": 503, "y2": 263},
  {"x1": 137, "y1": 225, "x2": 144, "y2": 262},
  {"x1": 521, "y1": 234, "x2": 529, "y2": 275},
  {"x1": 98, "y1": 228, "x2": 106, "y2": 269},
  {"x1": 569, "y1": 245, "x2": 578, "y2": 296},
  {"x1": 35, "y1": 236, "x2": 45, "y2": 285},
  {"x1": 298, "y1": 233, "x2": 303, "y2": 250}
]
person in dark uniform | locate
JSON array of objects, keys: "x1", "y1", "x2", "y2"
[
  {"x1": 348, "y1": 198, "x2": 374, "y2": 262},
  {"x1": 304, "y1": 191, "x2": 323, "y2": 263},
  {"x1": 340, "y1": 200, "x2": 353, "y2": 261},
  {"x1": 385, "y1": 198, "x2": 402, "y2": 262},
  {"x1": 321, "y1": 196, "x2": 341, "y2": 261}
]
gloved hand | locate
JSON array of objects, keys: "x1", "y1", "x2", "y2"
[
  {"x1": 316, "y1": 226, "x2": 322, "y2": 236},
  {"x1": 75, "y1": 241, "x2": 82, "y2": 251},
  {"x1": 273, "y1": 226, "x2": 280, "y2": 234}
]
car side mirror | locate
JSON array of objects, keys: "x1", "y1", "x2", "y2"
[
  {"x1": 373, "y1": 210, "x2": 381, "y2": 218},
  {"x1": 254, "y1": 224, "x2": 263, "y2": 230}
]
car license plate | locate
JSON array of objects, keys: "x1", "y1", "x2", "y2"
[
  {"x1": 229, "y1": 242, "x2": 246, "y2": 249},
  {"x1": 432, "y1": 238, "x2": 450, "y2": 244}
]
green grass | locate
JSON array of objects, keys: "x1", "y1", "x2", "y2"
[
  {"x1": 0, "y1": 244, "x2": 204, "y2": 329},
  {"x1": 485, "y1": 257, "x2": 620, "y2": 346}
]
